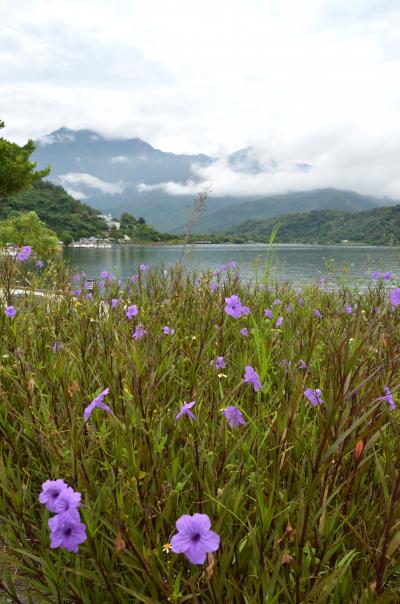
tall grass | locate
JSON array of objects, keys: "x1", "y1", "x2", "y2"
[{"x1": 0, "y1": 259, "x2": 399, "y2": 603}]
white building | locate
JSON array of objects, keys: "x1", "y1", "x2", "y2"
[{"x1": 99, "y1": 213, "x2": 120, "y2": 230}]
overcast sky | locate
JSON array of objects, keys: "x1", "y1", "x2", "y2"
[{"x1": 2, "y1": 0, "x2": 400, "y2": 198}]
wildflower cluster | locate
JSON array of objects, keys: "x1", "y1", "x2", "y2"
[
  {"x1": 16, "y1": 245, "x2": 32, "y2": 262},
  {"x1": 39, "y1": 480, "x2": 87, "y2": 553},
  {"x1": 224, "y1": 294, "x2": 250, "y2": 318}
]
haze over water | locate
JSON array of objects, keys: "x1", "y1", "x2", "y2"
[{"x1": 64, "y1": 243, "x2": 400, "y2": 285}]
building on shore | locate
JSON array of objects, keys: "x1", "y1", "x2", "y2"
[{"x1": 99, "y1": 213, "x2": 120, "y2": 230}]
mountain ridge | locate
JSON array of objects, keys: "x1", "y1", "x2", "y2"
[
  {"x1": 31, "y1": 128, "x2": 399, "y2": 232},
  {"x1": 224, "y1": 205, "x2": 400, "y2": 245},
  {"x1": 184, "y1": 188, "x2": 387, "y2": 233}
]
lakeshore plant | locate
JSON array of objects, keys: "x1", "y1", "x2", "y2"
[{"x1": 0, "y1": 258, "x2": 400, "y2": 601}]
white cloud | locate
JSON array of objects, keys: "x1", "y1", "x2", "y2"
[
  {"x1": 37, "y1": 131, "x2": 75, "y2": 145},
  {"x1": 138, "y1": 127, "x2": 400, "y2": 199},
  {"x1": 58, "y1": 173, "x2": 124, "y2": 195},
  {"x1": 111, "y1": 155, "x2": 129, "y2": 164},
  {"x1": 1, "y1": 0, "x2": 400, "y2": 197},
  {"x1": 62, "y1": 188, "x2": 88, "y2": 200}
]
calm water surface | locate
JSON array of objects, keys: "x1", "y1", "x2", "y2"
[{"x1": 63, "y1": 243, "x2": 400, "y2": 285}]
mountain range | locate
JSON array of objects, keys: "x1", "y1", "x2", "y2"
[{"x1": 31, "y1": 128, "x2": 398, "y2": 232}]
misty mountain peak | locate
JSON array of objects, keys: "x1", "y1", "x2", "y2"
[
  {"x1": 31, "y1": 127, "x2": 393, "y2": 233},
  {"x1": 39, "y1": 128, "x2": 153, "y2": 150}
]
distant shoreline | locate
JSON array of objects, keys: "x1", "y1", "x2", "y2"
[{"x1": 64, "y1": 241, "x2": 400, "y2": 249}]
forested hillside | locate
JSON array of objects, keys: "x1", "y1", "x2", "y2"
[
  {"x1": 226, "y1": 205, "x2": 400, "y2": 244},
  {"x1": 2, "y1": 180, "x2": 107, "y2": 242},
  {"x1": 194, "y1": 188, "x2": 385, "y2": 233},
  {"x1": 1, "y1": 180, "x2": 173, "y2": 243}
]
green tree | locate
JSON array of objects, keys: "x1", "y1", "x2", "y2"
[
  {"x1": 0, "y1": 120, "x2": 50, "y2": 198},
  {"x1": 0, "y1": 211, "x2": 59, "y2": 256},
  {"x1": 61, "y1": 230, "x2": 74, "y2": 246},
  {"x1": 120, "y1": 212, "x2": 138, "y2": 231}
]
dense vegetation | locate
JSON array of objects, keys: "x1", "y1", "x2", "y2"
[
  {"x1": 1, "y1": 182, "x2": 173, "y2": 244},
  {"x1": 226, "y1": 205, "x2": 400, "y2": 245},
  {"x1": 0, "y1": 211, "x2": 59, "y2": 259},
  {"x1": 0, "y1": 120, "x2": 50, "y2": 198},
  {"x1": 113, "y1": 212, "x2": 175, "y2": 242},
  {"x1": 2, "y1": 181, "x2": 107, "y2": 243},
  {"x1": 0, "y1": 257, "x2": 400, "y2": 602}
]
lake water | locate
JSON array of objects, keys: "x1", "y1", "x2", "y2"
[{"x1": 63, "y1": 243, "x2": 400, "y2": 285}]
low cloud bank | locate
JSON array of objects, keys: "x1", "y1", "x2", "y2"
[
  {"x1": 137, "y1": 132, "x2": 400, "y2": 201},
  {"x1": 58, "y1": 173, "x2": 124, "y2": 195}
]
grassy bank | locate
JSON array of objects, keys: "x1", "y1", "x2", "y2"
[{"x1": 0, "y1": 260, "x2": 400, "y2": 602}]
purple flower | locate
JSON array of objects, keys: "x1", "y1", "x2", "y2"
[
  {"x1": 285, "y1": 304, "x2": 293, "y2": 313},
  {"x1": 72, "y1": 289, "x2": 81, "y2": 298},
  {"x1": 100, "y1": 271, "x2": 109, "y2": 279},
  {"x1": 224, "y1": 295, "x2": 243, "y2": 319},
  {"x1": 272, "y1": 299, "x2": 280, "y2": 306},
  {"x1": 299, "y1": 359, "x2": 308, "y2": 369},
  {"x1": 53, "y1": 487, "x2": 81, "y2": 516},
  {"x1": 210, "y1": 280, "x2": 218, "y2": 291},
  {"x1": 371, "y1": 271, "x2": 381, "y2": 280},
  {"x1": 264, "y1": 308, "x2": 273, "y2": 319},
  {"x1": 170, "y1": 513, "x2": 220, "y2": 565},
  {"x1": 210, "y1": 356, "x2": 226, "y2": 370},
  {"x1": 52, "y1": 341, "x2": 63, "y2": 353},
  {"x1": 223, "y1": 406, "x2": 246, "y2": 428},
  {"x1": 72, "y1": 273, "x2": 81, "y2": 282},
  {"x1": 98, "y1": 280, "x2": 105, "y2": 289},
  {"x1": 345, "y1": 305, "x2": 352, "y2": 315},
  {"x1": 111, "y1": 298, "x2": 119, "y2": 309},
  {"x1": 244, "y1": 365, "x2": 262, "y2": 392},
  {"x1": 241, "y1": 305, "x2": 251, "y2": 316},
  {"x1": 126, "y1": 304, "x2": 138, "y2": 319},
  {"x1": 297, "y1": 297, "x2": 305, "y2": 306},
  {"x1": 4, "y1": 306, "x2": 16, "y2": 318},
  {"x1": 16, "y1": 245, "x2": 32, "y2": 262},
  {"x1": 131, "y1": 274, "x2": 139, "y2": 283},
  {"x1": 304, "y1": 388, "x2": 324, "y2": 406},
  {"x1": 384, "y1": 272, "x2": 392, "y2": 281},
  {"x1": 133, "y1": 325, "x2": 146, "y2": 340},
  {"x1": 37, "y1": 259, "x2": 44, "y2": 269},
  {"x1": 39, "y1": 479, "x2": 69, "y2": 513},
  {"x1": 313, "y1": 309, "x2": 322, "y2": 318},
  {"x1": 84, "y1": 387, "x2": 112, "y2": 422},
  {"x1": 48, "y1": 513, "x2": 87, "y2": 553},
  {"x1": 390, "y1": 288, "x2": 400, "y2": 307},
  {"x1": 139, "y1": 263, "x2": 149, "y2": 272},
  {"x1": 176, "y1": 401, "x2": 196, "y2": 421},
  {"x1": 275, "y1": 316, "x2": 283, "y2": 328},
  {"x1": 240, "y1": 327, "x2": 249, "y2": 336},
  {"x1": 228, "y1": 261, "x2": 237, "y2": 269},
  {"x1": 379, "y1": 386, "x2": 396, "y2": 410},
  {"x1": 163, "y1": 326, "x2": 175, "y2": 335},
  {"x1": 374, "y1": 306, "x2": 381, "y2": 314},
  {"x1": 85, "y1": 293, "x2": 93, "y2": 300}
]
